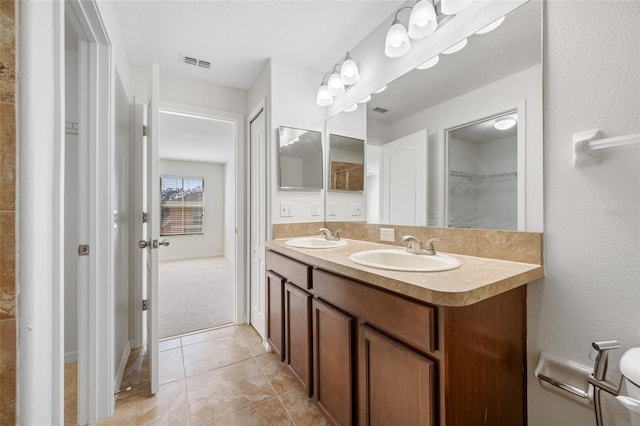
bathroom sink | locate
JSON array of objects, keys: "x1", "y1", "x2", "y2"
[
  {"x1": 349, "y1": 249, "x2": 461, "y2": 272},
  {"x1": 285, "y1": 237, "x2": 348, "y2": 249}
]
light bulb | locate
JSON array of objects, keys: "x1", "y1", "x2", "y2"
[
  {"x1": 416, "y1": 55, "x2": 440, "y2": 70},
  {"x1": 442, "y1": 38, "x2": 467, "y2": 54},
  {"x1": 385, "y1": 21, "x2": 411, "y2": 58},
  {"x1": 344, "y1": 104, "x2": 358, "y2": 113},
  {"x1": 494, "y1": 117, "x2": 517, "y2": 130},
  {"x1": 340, "y1": 54, "x2": 360, "y2": 85},
  {"x1": 440, "y1": 0, "x2": 472, "y2": 15},
  {"x1": 327, "y1": 72, "x2": 345, "y2": 96},
  {"x1": 358, "y1": 95, "x2": 372, "y2": 104},
  {"x1": 408, "y1": 0, "x2": 437, "y2": 39},
  {"x1": 475, "y1": 16, "x2": 505, "y2": 35},
  {"x1": 316, "y1": 84, "x2": 333, "y2": 107},
  {"x1": 374, "y1": 85, "x2": 387, "y2": 94}
]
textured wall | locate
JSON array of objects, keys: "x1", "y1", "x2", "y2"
[
  {"x1": 528, "y1": 2, "x2": 640, "y2": 425},
  {"x1": 0, "y1": 0, "x2": 16, "y2": 423}
]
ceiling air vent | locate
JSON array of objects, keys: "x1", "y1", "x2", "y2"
[
  {"x1": 183, "y1": 55, "x2": 212, "y2": 70},
  {"x1": 372, "y1": 107, "x2": 389, "y2": 114}
]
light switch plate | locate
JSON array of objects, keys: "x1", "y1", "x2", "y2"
[
  {"x1": 380, "y1": 228, "x2": 395, "y2": 242},
  {"x1": 328, "y1": 202, "x2": 336, "y2": 216},
  {"x1": 311, "y1": 202, "x2": 320, "y2": 216}
]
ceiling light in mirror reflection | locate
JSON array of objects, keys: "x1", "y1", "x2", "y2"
[
  {"x1": 358, "y1": 95, "x2": 372, "y2": 104},
  {"x1": 344, "y1": 104, "x2": 358, "y2": 112},
  {"x1": 476, "y1": 16, "x2": 505, "y2": 35},
  {"x1": 416, "y1": 55, "x2": 440, "y2": 70},
  {"x1": 494, "y1": 116, "x2": 517, "y2": 130},
  {"x1": 442, "y1": 38, "x2": 468, "y2": 54},
  {"x1": 374, "y1": 85, "x2": 387, "y2": 94}
]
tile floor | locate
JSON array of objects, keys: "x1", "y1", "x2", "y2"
[{"x1": 100, "y1": 324, "x2": 328, "y2": 425}]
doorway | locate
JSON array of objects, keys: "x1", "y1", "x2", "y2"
[{"x1": 157, "y1": 104, "x2": 238, "y2": 339}]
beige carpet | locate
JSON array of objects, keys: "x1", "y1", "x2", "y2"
[{"x1": 159, "y1": 257, "x2": 234, "y2": 338}]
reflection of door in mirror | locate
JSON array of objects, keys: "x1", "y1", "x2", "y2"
[
  {"x1": 447, "y1": 112, "x2": 518, "y2": 230},
  {"x1": 381, "y1": 129, "x2": 429, "y2": 226},
  {"x1": 328, "y1": 134, "x2": 364, "y2": 192}
]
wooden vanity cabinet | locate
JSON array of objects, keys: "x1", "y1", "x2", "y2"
[
  {"x1": 266, "y1": 271, "x2": 285, "y2": 361},
  {"x1": 266, "y1": 249, "x2": 527, "y2": 426},
  {"x1": 285, "y1": 282, "x2": 312, "y2": 396},
  {"x1": 312, "y1": 298, "x2": 355, "y2": 425}
]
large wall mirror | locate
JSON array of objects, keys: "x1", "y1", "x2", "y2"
[
  {"x1": 325, "y1": 0, "x2": 542, "y2": 231},
  {"x1": 278, "y1": 126, "x2": 323, "y2": 190}
]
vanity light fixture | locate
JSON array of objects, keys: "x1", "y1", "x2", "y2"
[
  {"x1": 416, "y1": 55, "x2": 440, "y2": 70},
  {"x1": 385, "y1": 7, "x2": 412, "y2": 58},
  {"x1": 475, "y1": 16, "x2": 505, "y2": 34},
  {"x1": 408, "y1": 0, "x2": 438, "y2": 39},
  {"x1": 327, "y1": 67, "x2": 346, "y2": 96},
  {"x1": 358, "y1": 94, "x2": 372, "y2": 104},
  {"x1": 494, "y1": 116, "x2": 517, "y2": 130},
  {"x1": 442, "y1": 38, "x2": 468, "y2": 54},
  {"x1": 344, "y1": 103, "x2": 358, "y2": 112},
  {"x1": 440, "y1": 0, "x2": 473, "y2": 16},
  {"x1": 340, "y1": 52, "x2": 360, "y2": 85},
  {"x1": 316, "y1": 82, "x2": 333, "y2": 107},
  {"x1": 374, "y1": 85, "x2": 387, "y2": 94}
]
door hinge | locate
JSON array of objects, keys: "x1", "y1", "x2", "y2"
[
  {"x1": 142, "y1": 212, "x2": 148, "y2": 223},
  {"x1": 142, "y1": 125, "x2": 148, "y2": 137},
  {"x1": 77, "y1": 244, "x2": 90, "y2": 256},
  {"x1": 142, "y1": 299, "x2": 148, "y2": 311}
]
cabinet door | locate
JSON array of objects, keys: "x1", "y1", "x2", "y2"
[
  {"x1": 285, "y1": 282, "x2": 312, "y2": 396},
  {"x1": 313, "y1": 298, "x2": 354, "y2": 426},
  {"x1": 359, "y1": 325, "x2": 435, "y2": 426},
  {"x1": 266, "y1": 271, "x2": 285, "y2": 361}
]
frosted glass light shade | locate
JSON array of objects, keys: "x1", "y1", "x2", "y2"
[
  {"x1": 327, "y1": 72, "x2": 345, "y2": 96},
  {"x1": 494, "y1": 117, "x2": 517, "y2": 130},
  {"x1": 416, "y1": 55, "x2": 440, "y2": 70},
  {"x1": 442, "y1": 38, "x2": 467, "y2": 54},
  {"x1": 385, "y1": 21, "x2": 411, "y2": 58},
  {"x1": 340, "y1": 57, "x2": 360, "y2": 85},
  {"x1": 441, "y1": 0, "x2": 472, "y2": 15},
  {"x1": 344, "y1": 104, "x2": 358, "y2": 112},
  {"x1": 476, "y1": 16, "x2": 505, "y2": 35},
  {"x1": 408, "y1": 0, "x2": 437, "y2": 39},
  {"x1": 316, "y1": 84, "x2": 333, "y2": 107},
  {"x1": 374, "y1": 85, "x2": 387, "y2": 94},
  {"x1": 358, "y1": 94, "x2": 372, "y2": 104}
]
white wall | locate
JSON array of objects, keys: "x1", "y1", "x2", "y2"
[
  {"x1": 224, "y1": 159, "x2": 235, "y2": 261},
  {"x1": 528, "y1": 2, "x2": 640, "y2": 426},
  {"x1": 270, "y1": 60, "x2": 326, "y2": 224},
  {"x1": 372, "y1": 65, "x2": 542, "y2": 230},
  {"x1": 96, "y1": 0, "x2": 132, "y2": 99},
  {"x1": 113, "y1": 71, "x2": 131, "y2": 378},
  {"x1": 131, "y1": 65, "x2": 248, "y2": 115},
  {"x1": 64, "y1": 49, "x2": 79, "y2": 361},
  {"x1": 158, "y1": 160, "x2": 225, "y2": 261}
]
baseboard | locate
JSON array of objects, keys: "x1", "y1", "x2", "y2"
[
  {"x1": 65, "y1": 351, "x2": 78, "y2": 364},
  {"x1": 159, "y1": 252, "x2": 225, "y2": 262},
  {"x1": 114, "y1": 343, "x2": 132, "y2": 393}
]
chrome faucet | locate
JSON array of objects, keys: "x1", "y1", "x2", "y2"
[
  {"x1": 401, "y1": 235, "x2": 442, "y2": 255},
  {"x1": 319, "y1": 227, "x2": 341, "y2": 241}
]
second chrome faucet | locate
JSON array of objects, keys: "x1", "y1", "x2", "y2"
[
  {"x1": 319, "y1": 227, "x2": 341, "y2": 241},
  {"x1": 401, "y1": 235, "x2": 442, "y2": 255}
]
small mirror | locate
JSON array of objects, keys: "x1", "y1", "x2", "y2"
[
  {"x1": 447, "y1": 111, "x2": 519, "y2": 230},
  {"x1": 329, "y1": 134, "x2": 364, "y2": 192},
  {"x1": 278, "y1": 126, "x2": 323, "y2": 190}
]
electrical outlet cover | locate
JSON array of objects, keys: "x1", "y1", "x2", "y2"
[{"x1": 380, "y1": 228, "x2": 395, "y2": 242}]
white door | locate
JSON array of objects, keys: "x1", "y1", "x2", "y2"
[
  {"x1": 135, "y1": 64, "x2": 162, "y2": 394},
  {"x1": 249, "y1": 109, "x2": 267, "y2": 338},
  {"x1": 382, "y1": 130, "x2": 429, "y2": 226}
]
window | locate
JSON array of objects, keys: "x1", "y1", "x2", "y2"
[{"x1": 160, "y1": 176, "x2": 204, "y2": 236}]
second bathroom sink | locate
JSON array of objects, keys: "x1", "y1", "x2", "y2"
[{"x1": 349, "y1": 249, "x2": 461, "y2": 272}]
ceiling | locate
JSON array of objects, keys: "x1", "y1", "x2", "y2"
[
  {"x1": 113, "y1": 0, "x2": 404, "y2": 90},
  {"x1": 158, "y1": 111, "x2": 235, "y2": 163}
]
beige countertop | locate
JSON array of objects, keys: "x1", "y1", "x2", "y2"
[{"x1": 266, "y1": 238, "x2": 544, "y2": 307}]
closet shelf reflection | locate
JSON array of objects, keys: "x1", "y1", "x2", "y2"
[{"x1": 449, "y1": 170, "x2": 516, "y2": 192}]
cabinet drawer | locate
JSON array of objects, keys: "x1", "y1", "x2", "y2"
[
  {"x1": 266, "y1": 250, "x2": 311, "y2": 289},
  {"x1": 313, "y1": 269, "x2": 436, "y2": 353}
]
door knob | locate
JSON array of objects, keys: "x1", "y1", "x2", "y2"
[
  {"x1": 138, "y1": 240, "x2": 150, "y2": 249},
  {"x1": 159, "y1": 239, "x2": 170, "y2": 247}
]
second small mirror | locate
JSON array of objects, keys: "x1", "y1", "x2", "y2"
[{"x1": 329, "y1": 134, "x2": 364, "y2": 192}]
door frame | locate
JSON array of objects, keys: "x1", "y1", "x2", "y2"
[
  {"x1": 132, "y1": 100, "x2": 247, "y2": 347},
  {"x1": 247, "y1": 100, "x2": 270, "y2": 338},
  {"x1": 18, "y1": 0, "x2": 114, "y2": 424}
]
